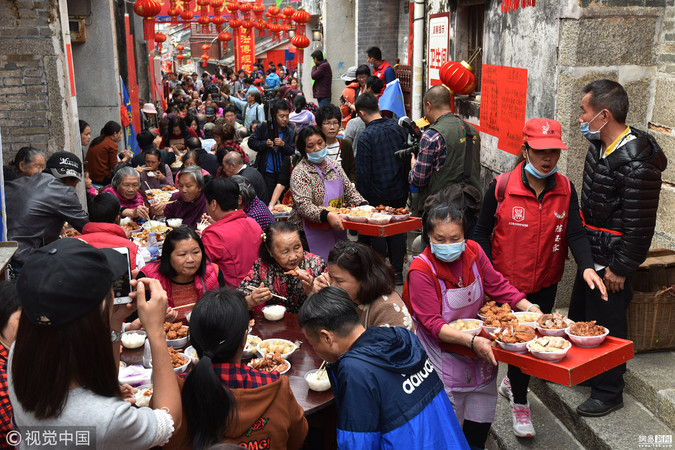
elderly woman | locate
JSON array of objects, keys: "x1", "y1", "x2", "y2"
[
  {"x1": 402, "y1": 203, "x2": 541, "y2": 450},
  {"x1": 164, "y1": 166, "x2": 207, "y2": 229},
  {"x1": 10, "y1": 146, "x2": 45, "y2": 178},
  {"x1": 230, "y1": 174, "x2": 274, "y2": 232},
  {"x1": 313, "y1": 241, "x2": 413, "y2": 330},
  {"x1": 139, "y1": 227, "x2": 223, "y2": 322},
  {"x1": 101, "y1": 166, "x2": 150, "y2": 220},
  {"x1": 290, "y1": 125, "x2": 365, "y2": 260},
  {"x1": 239, "y1": 221, "x2": 326, "y2": 314}
]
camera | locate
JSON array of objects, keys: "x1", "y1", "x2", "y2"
[{"x1": 394, "y1": 116, "x2": 423, "y2": 166}]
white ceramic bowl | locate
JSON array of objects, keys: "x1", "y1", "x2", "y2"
[
  {"x1": 495, "y1": 338, "x2": 533, "y2": 354},
  {"x1": 514, "y1": 311, "x2": 543, "y2": 328},
  {"x1": 449, "y1": 318, "x2": 483, "y2": 336},
  {"x1": 133, "y1": 384, "x2": 154, "y2": 408},
  {"x1": 536, "y1": 318, "x2": 573, "y2": 337},
  {"x1": 482, "y1": 324, "x2": 500, "y2": 337},
  {"x1": 565, "y1": 326, "x2": 610, "y2": 348},
  {"x1": 166, "y1": 325, "x2": 189, "y2": 349},
  {"x1": 367, "y1": 213, "x2": 391, "y2": 225},
  {"x1": 305, "y1": 369, "x2": 331, "y2": 391},
  {"x1": 257, "y1": 338, "x2": 296, "y2": 359},
  {"x1": 262, "y1": 304, "x2": 286, "y2": 321},
  {"x1": 527, "y1": 339, "x2": 572, "y2": 362},
  {"x1": 477, "y1": 312, "x2": 487, "y2": 321},
  {"x1": 146, "y1": 171, "x2": 156, "y2": 178},
  {"x1": 121, "y1": 330, "x2": 147, "y2": 349},
  {"x1": 391, "y1": 214, "x2": 411, "y2": 222},
  {"x1": 166, "y1": 218, "x2": 183, "y2": 228},
  {"x1": 184, "y1": 345, "x2": 199, "y2": 365},
  {"x1": 346, "y1": 214, "x2": 369, "y2": 223},
  {"x1": 173, "y1": 353, "x2": 190, "y2": 374}
]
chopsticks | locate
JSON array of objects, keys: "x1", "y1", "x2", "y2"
[
  {"x1": 317, "y1": 360, "x2": 327, "y2": 378},
  {"x1": 144, "y1": 181, "x2": 151, "y2": 191},
  {"x1": 173, "y1": 302, "x2": 196, "y2": 310},
  {"x1": 244, "y1": 285, "x2": 287, "y2": 301}
]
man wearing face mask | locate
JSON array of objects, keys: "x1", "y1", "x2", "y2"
[
  {"x1": 569, "y1": 79, "x2": 667, "y2": 417},
  {"x1": 473, "y1": 118, "x2": 607, "y2": 437}
]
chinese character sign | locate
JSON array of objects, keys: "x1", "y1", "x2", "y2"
[
  {"x1": 235, "y1": 29, "x2": 256, "y2": 73},
  {"x1": 427, "y1": 13, "x2": 450, "y2": 89}
]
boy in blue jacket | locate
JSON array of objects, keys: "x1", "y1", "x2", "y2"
[{"x1": 299, "y1": 286, "x2": 469, "y2": 449}]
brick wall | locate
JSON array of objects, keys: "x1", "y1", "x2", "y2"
[
  {"x1": 0, "y1": 0, "x2": 68, "y2": 159},
  {"x1": 356, "y1": 0, "x2": 401, "y2": 66}
]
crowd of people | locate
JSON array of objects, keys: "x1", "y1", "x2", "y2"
[{"x1": 0, "y1": 39, "x2": 667, "y2": 450}]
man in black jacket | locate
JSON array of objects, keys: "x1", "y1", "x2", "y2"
[
  {"x1": 570, "y1": 79, "x2": 667, "y2": 417},
  {"x1": 248, "y1": 99, "x2": 296, "y2": 201}
]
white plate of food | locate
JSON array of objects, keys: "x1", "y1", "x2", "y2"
[
  {"x1": 448, "y1": 318, "x2": 483, "y2": 336},
  {"x1": 257, "y1": 338, "x2": 296, "y2": 359},
  {"x1": 527, "y1": 337, "x2": 571, "y2": 362},
  {"x1": 248, "y1": 354, "x2": 290, "y2": 375}
]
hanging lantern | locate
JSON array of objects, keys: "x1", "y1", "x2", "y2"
[
  {"x1": 133, "y1": 0, "x2": 162, "y2": 41},
  {"x1": 291, "y1": 34, "x2": 310, "y2": 63},
  {"x1": 254, "y1": 19, "x2": 266, "y2": 37},
  {"x1": 439, "y1": 60, "x2": 476, "y2": 96},
  {"x1": 239, "y1": 1, "x2": 253, "y2": 16},
  {"x1": 229, "y1": 18, "x2": 242, "y2": 29},
  {"x1": 167, "y1": 0, "x2": 182, "y2": 26},
  {"x1": 154, "y1": 32, "x2": 167, "y2": 52},
  {"x1": 201, "y1": 44, "x2": 211, "y2": 67},
  {"x1": 292, "y1": 8, "x2": 311, "y2": 42},
  {"x1": 226, "y1": 0, "x2": 239, "y2": 14},
  {"x1": 180, "y1": 0, "x2": 193, "y2": 21},
  {"x1": 282, "y1": 6, "x2": 295, "y2": 37},
  {"x1": 242, "y1": 19, "x2": 254, "y2": 35},
  {"x1": 210, "y1": 0, "x2": 225, "y2": 32},
  {"x1": 196, "y1": 0, "x2": 211, "y2": 33},
  {"x1": 218, "y1": 30, "x2": 232, "y2": 52},
  {"x1": 252, "y1": 1, "x2": 264, "y2": 20},
  {"x1": 176, "y1": 43, "x2": 185, "y2": 64},
  {"x1": 267, "y1": 5, "x2": 281, "y2": 41}
]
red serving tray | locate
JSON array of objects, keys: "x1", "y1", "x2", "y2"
[
  {"x1": 341, "y1": 217, "x2": 423, "y2": 237},
  {"x1": 448, "y1": 334, "x2": 634, "y2": 386}
]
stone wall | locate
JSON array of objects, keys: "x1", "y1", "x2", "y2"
[
  {"x1": 0, "y1": 0, "x2": 72, "y2": 158},
  {"x1": 356, "y1": 0, "x2": 400, "y2": 66}
]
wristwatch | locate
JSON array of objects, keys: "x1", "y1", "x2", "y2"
[{"x1": 111, "y1": 330, "x2": 123, "y2": 343}]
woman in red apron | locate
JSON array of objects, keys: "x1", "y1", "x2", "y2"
[
  {"x1": 403, "y1": 202, "x2": 540, "y2": 450},
  {"x1": 289, "y1": 126, "x2": 365, "y2": 260}
]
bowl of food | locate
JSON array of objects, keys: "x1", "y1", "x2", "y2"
[
  {"x1": 448, "y1": 318, "x2": 483, "y2": 336},
  {"x1": 146, "y1": 170, "x2": 156, "y2": 178},
  {"x1": 164, "y1": 322, "x2": 189, "y2": 348},
  {"x1": 142, "y1": 220, "x2": 171, "y2": 233},
  {"x1": 482, "y1": 313, "x2": 518, "y2": 337},
  {"x1": 168, "y1": 347, "x2": 190, "y2": 374},
  {"x1": 121, "y1": 330, "x2": 147, "y2": 349},
  {"x1": 514, "y1": 311, "x2": 542, "y2": 328},
  {"x1": 166, "y1": 218, "x2": 183, "y2": 228},
  {"x1": 478, "y1": 300, "x2": 512, "y2": 321},
  {"x1": 367, "y1": 213, "x2": 391, "y2": 225},
  {"x1": 536, "y1": 312, "x2": 573, "y2": 337},
  {"x1": 390, "y1": 207, "x2": 411, "y2": 222},
  {"x1": 184, "y1": 345, "x2": 199, "y2": 365},
  {"x1": 305, "y1": 369, "x2": 331, "y2": 392},
  {"x1": 257, "y1": 338, "x2": 296, "y2": 359},
  {"x1": 490, "y1": 325, "x2": 536, "y2": 353},
  {"x1": 248, "y1": 354, "x2": 290, "y2": 375},
  {"x1": 242, "y1": 335, "x2": 262, "y2": 359},
  {"x1": 346, "y1": 210, "x2": 371, "y2": 223},
  {"x1": 565, "y1": 321, "x2": 609, "y2": 348},
  {"x1": 262, "y1": 304, "x2": 286, "y2": 321},
  {"x1": 133, "y1": 384, "x2": 154, "y2": 408},
  {"x1": 527, "y1": 337, "x2": 572, "y2": 362}
]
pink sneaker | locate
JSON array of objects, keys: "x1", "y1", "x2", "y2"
[
  {"x1": 511, "y1": 401, "x2": 536, "y2": 438},
  {"x1": 499, "y1": 376, "x2": 513, "y2": 400}
]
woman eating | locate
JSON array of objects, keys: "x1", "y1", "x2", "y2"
[
  {"x1": 164, "y1": 166, "x2": 208, "y2": 229},
  {"x1": 313, "y1": 241, "x2": 412, "y2": 330},
  {"x1": 139, "y1": 148, "x2": 174, "y2": 190},
  {"x1": 101, "y1": 166, "x2": 151, "y2": 220},
  {"x1": 164, "y1": 288, "x2": 308, "y2": 449},
  {"x1": 9, "y1": 239, "x2": 181, "y2": 448},
  {"x1": 403, "y1": 202, "x2": 541, "y2": 450},
  {"x1": 86, "y1": 120, "x2": 124, "y2": 185},
  {"x1": 139, "y1": 227, "x2": 223, "y2": 322},
  {"x1": 161, "y1": 116, "x2": 197, "y2": 152},
  {"x1": 289, "y1": 126, "x2": 365, "y2": 260},
  {"x1": 240, "y1": 221, "x2": 326, "y2": 314}
]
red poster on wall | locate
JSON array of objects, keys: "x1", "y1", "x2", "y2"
[
  {"x1": 234, "y1": 29, "x2": 256, "y2": 73},
  {"x1": 497, "y1": 67, "x2": 528, "y2": 155},
  {"x1": 479, "y1": 64, "x2": 500, "y2": 137}
]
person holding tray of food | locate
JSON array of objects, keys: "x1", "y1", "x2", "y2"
[
  {"x1": 313, "y1": 241, "x2": 413, "y2": 331},
  {"x1": 240, "y1": 221, "x2": 326, "y2": 314},
  {"x1": 472, "y1": 118, "x2": 607, "y2": 438},
  {"x1": 402, "y1": 202, "x2": 541, "y2": 450},
  {"x1": 289, "y1": 126, "x2": 365, "y2": 260},
  {"x1": 164, "y1": 288, "x2": 308, "y2": 450}
]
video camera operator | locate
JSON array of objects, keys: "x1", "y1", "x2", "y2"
[
  {"x1": 408, "y1": 85, "x2": 482, "y2": 237},
  {"x1": 248, "y1": 98, "x2": 295, "y2": 204}
]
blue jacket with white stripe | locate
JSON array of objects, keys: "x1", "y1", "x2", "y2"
[{"x1": 327, "y1": 326, "x2": 469, "y2": 449}]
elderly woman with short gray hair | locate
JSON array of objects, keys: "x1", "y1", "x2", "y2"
[
  {"x1": 163, "y1": 166, "x2": 207, "y2": 229},
  {"x1": 101, "y1": 165, "x2": 150, "y2": 219}
]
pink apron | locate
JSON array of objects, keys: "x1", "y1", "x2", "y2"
[
  {"x1": 413, "y1": 254, "x2": 497, "y2": 391},
  {"x1": 302, "y1": 159, "x2": 348, "y2": 260}
]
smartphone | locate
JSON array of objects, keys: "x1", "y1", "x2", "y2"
[
  {"x1": 340, "y1": 95, "x2": 347, "y2": 105},
  {"x1": 112, "y1": 247, "x2": 133, "y2": 305}
]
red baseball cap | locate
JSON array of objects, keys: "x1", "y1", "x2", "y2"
[{"x1": 523, "y1": 118, "x2": 568, "y2": 150}]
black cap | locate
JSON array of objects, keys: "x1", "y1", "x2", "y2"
[
  {"x1": 205, "y1": 107, "x2": 216, "y2": 117},
  {"x1": 46, "y1": 151, "x2": 83, "y2": 180},
  {"x1": 17, "y1": 239, "x2": 128, "y2": 327}
]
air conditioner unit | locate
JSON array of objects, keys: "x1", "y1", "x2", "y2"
[{"x1": 69, "y1": 16, "x2": 86, "y2": 43}]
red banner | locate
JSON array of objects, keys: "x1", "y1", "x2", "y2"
[
  {"x1": 234, "y1": 29, "x2": 256, "y2": 73},
  {"x1": 408, "y1": 2, "x2": 414, "y2": 65}
]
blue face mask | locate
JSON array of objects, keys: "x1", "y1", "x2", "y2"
[
  {"x1": 579, "y1": 110, "x2": 606, "y2": 141},
  {"x1": 307, "y1": 147, "x2": 328, "y2": 164},
  {"x1": 524, "y1": 149, "x2": 558, "y2": 179},
  {"x1": 430, "y1": 240, "x2": 465, "y2": 263}
]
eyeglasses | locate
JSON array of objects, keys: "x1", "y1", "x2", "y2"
[{"x1": 324, "y1": 121, "x2": 340, "y2": 128}]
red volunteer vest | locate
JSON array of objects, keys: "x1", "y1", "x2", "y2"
[
  {"x1": 491, "y1": 162, "x2": 570, "y2": 294},
  {"x1": 79, "y1": 222, "x2": 139, "y2": 270},
  {"x1": 373, "y1": 60, "x2": 393, "y2": 82}
]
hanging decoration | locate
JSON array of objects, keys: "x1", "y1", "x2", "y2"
[
  {"x1": 291, "y1": 9, "x2": 311, "y2": 63},
  {"x1": 167, "y1": 0, "x2": 181, "y2": 26},
  {"x1": 291, "y1": 35, "x2": 309, "y2": 63},
  {"x1": 132, "y1": 0, "x2": 162, "y2": 41},
  {"x1": 281, "y1": 6, "x2": 295, "y2": 38},
  {"x1": 253, "y1": 0, "x2": 266, "y2": 37},
  {"x1": 267, "y1": 5, "x2": 281, "y2": 41},
  {"x1": 218, "y1": 30, "x2": 232, "y2": 53},
  {"x1": 196, "y1": 0, "x2": 211, "y2": 33},
  {"x1": 201, "y1": 43, "x2": 211, "y2": 67},
  {"x1": 180, "y1": 0, "x2": 193, "y2": 22},
  {"x1": 227, "y1": 1, "x2": 241, "y2": 30},
  {"x1": 211, "y1": 0, "x2": 226, "y2": 32},
  {"x1": 176, "y1": 43, "x2": 185, "y2": 65},
  {"x1": 154, "y1": 31, "x2": 167, "y2": 52},
  {"x1": 438, "y1": 48, "x2": 481, "y2": 95}
]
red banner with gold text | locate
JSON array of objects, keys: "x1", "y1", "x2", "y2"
[{"x1": 234, "y1": 29, "x2": 256, "y2": 73}]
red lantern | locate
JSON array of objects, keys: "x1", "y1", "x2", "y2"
[
  {"x1": 168, "y1": 0, "x2": 181, "y2": 26},
  {"x1": 197, "y1": 0, "x2": 211, "y2": 33},
  {"x1": 239, "y1": 1, "x2": 253, "y2": 15},
  {"x1": 282, "y1": 6, "x2": 295, "y2": 22},
  {"x1": 154, "y1": 32, "x2": 167, "y2": 52},
  {"x1": 218, "y1": 30, "x2": 232, "y2": 52},
  {"x1": 439, "y1": 61, "x2": 476, "y2": 95},
  {"x1": 211, "y1": 0, "x2": 225, "y2": 31},
  {"x1": 180, "y1": 9, "x2": 193, "y2": 21},
  {"x1": 242, "y1": 19, "x2": 254, "y2": 35},
  {"x1": 267, "y1": 5, "x2": 279, "y2": 16},
  {"x1": 229, "y1": 18, "x2": 241, "y2": 28},
  {"x1": 133, "y1": 0, "x2": 162, "y2": 41},
  {"x1": 226, "y1": 1, "x2": 239, "y2": 13},
  {"x1": 254, "y1": 19, "x2": 266, "y2": 37},
  {"x1": 201, "y1": 44, "x2": 211, "y2": 67},
  {"x1": 212, "y1": 15, "x2": 226, "y2": 32},
  {"x1": 252, "y1": 1, "x2": 264, "y2": 20},
  {"x1": 291, "y1": 34, "x2": 310, "y2": 63},
  {"x1": 198, "y1": 15, "x2": 211, "y2": 33},
  {"x1": 176, "y1": 53, "x2": 185, "y2": 64},
  {"x1": 292, "y1": 9, "x2": 311, "y2": 25},
  {"x1": 176, "y1": 43, "x2": 185, "y2": 51}
]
